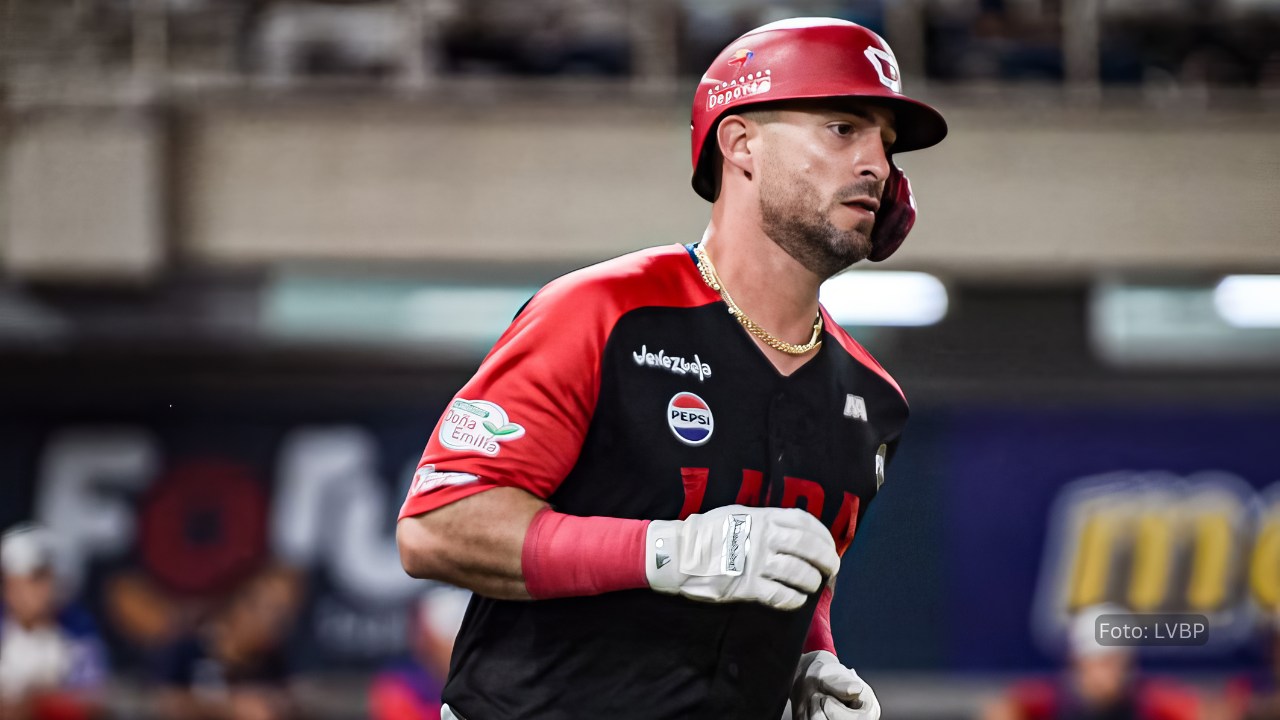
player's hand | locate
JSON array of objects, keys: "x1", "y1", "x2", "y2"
[
  {"x1": 788, "y1": 651, "x2": 880, "y2": 720},
  {"x1": 645, "y1": 504, "x2": 838, "y2": 611}
]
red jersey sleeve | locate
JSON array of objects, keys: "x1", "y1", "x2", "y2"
[
  {"x1": 802, "y1": 586, "x2": 836, "y2": 654},
  {"x1": 399, "y1": 279, "x2": 610, "y2": 519},
  {"x1": 398, "y1": 245, "x2": 717, "y2": 520}
]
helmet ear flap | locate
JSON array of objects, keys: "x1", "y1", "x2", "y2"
[
  {"x1": 867, "y1": 161, "x2": 917, "y2": 262},
  {"x1": 692, "y1": 138, "x2": 723, "y2": 202}
]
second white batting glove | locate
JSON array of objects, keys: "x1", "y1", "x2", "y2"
[
  {"x1": 789, "y1": 651, "x2": 881, "y2": 720},
  {"x1": 645, "y1": 505, "x2": 839, "y2": 611}
]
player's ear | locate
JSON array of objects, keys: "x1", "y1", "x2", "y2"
[{"x1": 716, "y1": 115, "x2": 756, "y2": 185}]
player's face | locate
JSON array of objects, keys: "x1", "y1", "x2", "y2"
[
  {"x1": 754, "y1": 102, "x2": 896, "y2": 278},
  {"x1": 1072, "y1": 651, "x2": 1133, "y2": 706},
  {"x1": 2, "y1": 569, "x2": 57, "y2": 626}
]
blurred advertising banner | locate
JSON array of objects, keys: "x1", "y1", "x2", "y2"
[
  {"x1": 0, "y1": 398, "x2": 450, "y2": 671},
  {"x1": 841, "y1": 407, "x2": 1280, "y2": 673},
  {"x1": 3, "y1": 398, "x2": 1279, "y2": 673}
]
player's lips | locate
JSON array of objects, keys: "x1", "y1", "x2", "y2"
[
  {"x1": 840, "y1": 197, "x2": 879, "y2": 216},
  {"x1": 841, "y1": 197, "x2": 880, "y2": 212}
]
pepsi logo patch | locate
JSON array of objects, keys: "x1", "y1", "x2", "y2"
[{"x1": 667, "y1": 392, "x2": 714, "y2": 446}]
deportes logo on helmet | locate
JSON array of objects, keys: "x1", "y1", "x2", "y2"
[
  {"x1": 727, "y1": 48, "x2": 754, "y2": 70},
  {"x1": 864, "y1": 46, "x2": 901, "y2": 93},
  {"x1": 706, "y1": 69, "x2": 772, "y2": 110},
  {"x1": 667, "y1": 392, "x2": 714, "y2": 446}
]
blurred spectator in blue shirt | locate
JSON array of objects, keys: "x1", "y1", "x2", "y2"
[{"x1": 0, "y1": 524, "x2": 107, "y2": 720}]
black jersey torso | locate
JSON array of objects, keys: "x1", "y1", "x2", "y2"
[{"x1": 442, "y1": 246, "x2": 907, "y2": 720}]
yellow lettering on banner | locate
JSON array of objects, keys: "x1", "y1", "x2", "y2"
[
  {"x1": 1187, "y1": 512, "x2": 1232, "y2": 612},
  {"x1": 1070, "y1": 513, "x2": 1116, "y2": 611},
  {"x1": 1128, "y1": 511, "x2": 1175, "y2": 612},
  {"x1": 1250, "y1": 516, "x2": 1280, "y2": 610}
]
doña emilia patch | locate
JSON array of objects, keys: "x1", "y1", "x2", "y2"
[{"x1": 439, "y1": 398, "x2": 525, "y2": 456}]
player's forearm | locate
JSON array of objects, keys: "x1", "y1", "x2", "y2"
[
  {"x1": 399, "y1": 489, "x2": 837, "y2": 609},
  {"x1": 396, "y1": 486, "x2": 545, "y2": 600},
  {"x1": 398, "y1": 486, "x2": 653, "y2": 601}
]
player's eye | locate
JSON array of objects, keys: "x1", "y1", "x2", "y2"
[{"x1": 829, "y1": 123, "x2": 855, "y2": 137}]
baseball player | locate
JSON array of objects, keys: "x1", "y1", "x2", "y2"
[{"x1": 396, "y1": 17, "x2": 947, "y2": 720}]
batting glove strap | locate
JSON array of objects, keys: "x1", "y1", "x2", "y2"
[
  {"x1": 790, "y1": 651, "x2": 881, "y2": 720},
  {"x1": 645, "y1": 505, "x2": 839, "y2": 612}
]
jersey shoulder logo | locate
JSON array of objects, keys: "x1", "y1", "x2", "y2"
[
  {"x1": 844, "y1": 394, "x2": 868, "y2": 421},
  {"x1": 667, "y1": 392, "x2": 714, "y2": 446},
  {"x1": 439, "y1": 398, "x2": 525, "y2": 456}
]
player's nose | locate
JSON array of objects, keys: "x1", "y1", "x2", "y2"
[{"x1": 851, "y1": 133, "x2": 891, "y2": 185}]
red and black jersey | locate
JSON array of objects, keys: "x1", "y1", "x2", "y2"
[{"x1": 399, "y1": 243, "x2": 908, "y2": 720}]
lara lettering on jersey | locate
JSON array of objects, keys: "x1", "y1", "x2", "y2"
[
  {"x1": 682, "y1": 468, "x2": 863, "y2": 554},
  {"x1": 633, "y1": 345, "x2": 712, "y2": 382}
]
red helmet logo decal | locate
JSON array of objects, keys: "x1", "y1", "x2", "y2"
[
  {"x1": 727, "y1": 49, "x2": 754, "y2": 71},
  {"x1": 863, "y1": 47, "x2": 901, "y2": 93}
]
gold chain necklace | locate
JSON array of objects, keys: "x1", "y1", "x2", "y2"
[{"x1": 694, "y1": 244, "x2": 823, "y2": 356}]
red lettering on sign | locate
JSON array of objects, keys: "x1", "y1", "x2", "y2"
[{"x1": 138, "y1": 458, "x2": 267, "y2": 595}]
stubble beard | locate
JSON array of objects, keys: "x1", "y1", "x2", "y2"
[{"x1": 758, "y1": 172, "x2": 877, "y2": 280}]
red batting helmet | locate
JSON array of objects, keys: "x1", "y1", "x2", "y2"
[{"x1": 690, "y1": 18, "x2": 948, "y2": 260}]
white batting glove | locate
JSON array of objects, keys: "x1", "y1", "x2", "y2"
[
  {"x1": 789, "y1": 651, "x2": 881, "y2": 720},
  {"x1": 645, "y1": 505, "x2": 839, "y2": 611}
]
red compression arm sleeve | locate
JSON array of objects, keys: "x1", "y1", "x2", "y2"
[
  {"x1": 803, "y1": 586, "x2": 837, "y2": 654},
  {"x1": 521, "y1": 508, "x2": 650, "y2": 599}
]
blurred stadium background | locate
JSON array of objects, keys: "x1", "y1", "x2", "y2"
[{"x1": 1, "y1": 0, "x2": 1279, "y2": 718}]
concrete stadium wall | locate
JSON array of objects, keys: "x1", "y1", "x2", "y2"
[
  {"x1": 2, "y1": 110, "x2": 164, "y2": 281},
  {"x1": 4, "y1": 98, "x2": 1278, "y2": 281}
]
